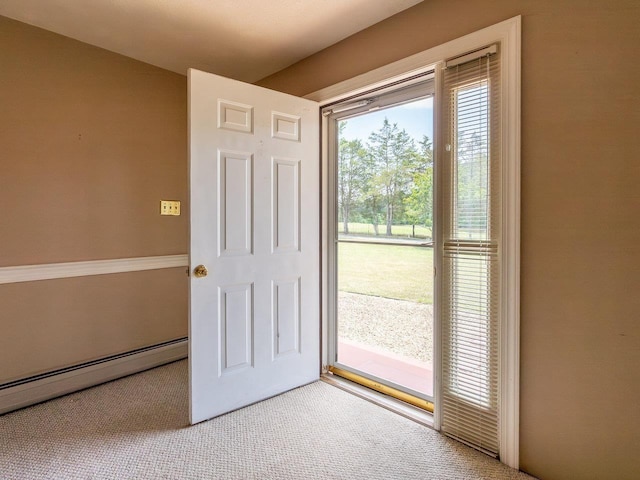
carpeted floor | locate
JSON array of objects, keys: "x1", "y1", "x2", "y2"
[{"x1": 0, "y1": 360, "x2": 535, "y2": 479}]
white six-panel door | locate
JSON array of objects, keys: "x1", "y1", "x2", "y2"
[{"x1": 188, "y1": 69, "x2": 320, "y2": 424}]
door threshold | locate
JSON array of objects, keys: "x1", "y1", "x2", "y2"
[{"x1": 321, "y1": 372, "x2": 434, "y2": 429}]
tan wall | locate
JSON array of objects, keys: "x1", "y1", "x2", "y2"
[
  {"x1": 260, "y1": 2, "x2": 640, "y2": 480},
  {"x1": 0, "y1": 269, "x2": 187, "y2": 382},
  {"x1": 0, "y1": 17, "x2": 188, "y2": 382}
]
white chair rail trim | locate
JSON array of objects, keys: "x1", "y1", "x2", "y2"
[{"x1": 0, "y1": 254, "x2": 189, "y2": 285}]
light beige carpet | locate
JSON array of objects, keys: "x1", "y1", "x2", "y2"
[{"x1": 0, "y1": 360, "x2": 535, "y2": 479}]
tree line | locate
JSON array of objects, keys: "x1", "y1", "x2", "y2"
[
  {"x1": 338, "y1": 116, "x2": 490, "y2": 238},
  {"x1": 338, "y1": 118, "x2": 433, "y2": 237}
]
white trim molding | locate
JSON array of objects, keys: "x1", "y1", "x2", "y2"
[
  {"x1": 0, "y1": 339, "x2": 188, "y2": 415},
  {"x1": 306, "y1": 16, "x2": 520, "y2": 108},
  {"x1": 498, "y1": 15, "x2": 522, "y2": 470},
  {"x1": 0, "y1": 254, "x2": 189, "y2": 285},
  {"x1": 314, "y1": 16, "x2": 520, "y2": 469}
]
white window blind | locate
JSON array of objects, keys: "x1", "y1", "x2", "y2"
[{"x1": 440, "y1": 45, "x2": 502, "y2": 456}]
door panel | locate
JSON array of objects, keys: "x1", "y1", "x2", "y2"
[
  {"x1": 189, "y1": 69, "x2": 319, "y2": 424},
  {"x1": 272, "y1": 157, "x2": 300, "y2": 253},
  {"x1": 219, "y1": 150, "x2": 253, "y2": 256},
  {"x1": 273, "y1": 277, "x2": 301, "y2": 357},
  {"x1": 219, "y1": 283, "x2": 253, "y2": 375}
]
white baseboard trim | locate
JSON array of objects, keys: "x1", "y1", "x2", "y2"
[
  {"x1": 0, "y1": 254, "x2": 189, "y2": 285},
  {"x1": 0, "y1": 339, "x2": 188, "y2": 415}
]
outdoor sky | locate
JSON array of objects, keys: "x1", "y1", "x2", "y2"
[{"x1": 340, "y1": 97, "x2": 434, "y2": 146}]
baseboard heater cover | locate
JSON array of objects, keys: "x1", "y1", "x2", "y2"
[{"x1": 0, "y1": 338, "x2": 188, "y2": 415}]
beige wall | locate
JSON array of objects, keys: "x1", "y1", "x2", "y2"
[
  {"x1": 260, "y1": 1, "x2": 640, "y2": 480},
  {"x1": 0, "y1": 17, "x2": 188, "y2": 382},
  {"x1": 0, "y1": 269, "x2": 187, "y2": 381}
]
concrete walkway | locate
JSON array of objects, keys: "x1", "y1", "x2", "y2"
[
  {"x1": 338, "y1": 291, "x2": 434, "y2": 396},
  {"x1": 338, "y1": 338, "x2": 433, "y2": 397}
]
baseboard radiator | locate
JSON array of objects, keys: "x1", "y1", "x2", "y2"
[{"x1": 0, "y1": 338, "x2": 188, "y2": 415}]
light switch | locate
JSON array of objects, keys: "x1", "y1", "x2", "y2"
[{"x1": 160, "y1": 200, "x2": 181, "y2": 216}]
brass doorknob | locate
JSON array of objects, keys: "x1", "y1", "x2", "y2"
[{"x1": 193, "y1": 265, "x2": 208, "y2": 278}]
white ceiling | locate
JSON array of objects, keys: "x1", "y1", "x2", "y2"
[{"x1": 0, "y1": 0, "x2": 422, "y2": 82}]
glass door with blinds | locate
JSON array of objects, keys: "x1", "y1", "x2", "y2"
[
  {"x1": 326, "y1": 43, "x2": 503, "y2": 452},
  {"x1": 325, "y1": 78, "x2": 436, "y2": 410},
  {"x1": 439, "y1": 44, "x2": 502, "y2": 456}
]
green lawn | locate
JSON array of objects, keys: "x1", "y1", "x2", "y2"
[{"x1": 338, "y1": 242, "x2": 433, "y2": 304}]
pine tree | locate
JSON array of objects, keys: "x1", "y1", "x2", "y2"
[
  {"x1": 404, "y1": 135, "x2": 434, "y2": 237},
  {"x1": 366, "y1": 118, "x2": 417, "y2": 236},
  {"x1": 337, "y1": 123, "x2": 367, "y2": 234}
]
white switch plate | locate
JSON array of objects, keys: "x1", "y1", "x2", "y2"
[{"x1": 160, "y1": 200, "x2": 181, "y2": 216}]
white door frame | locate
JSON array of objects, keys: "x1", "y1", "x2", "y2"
[{"x1": 309, "y1": 16, "x2": 521, "y2": 468}]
